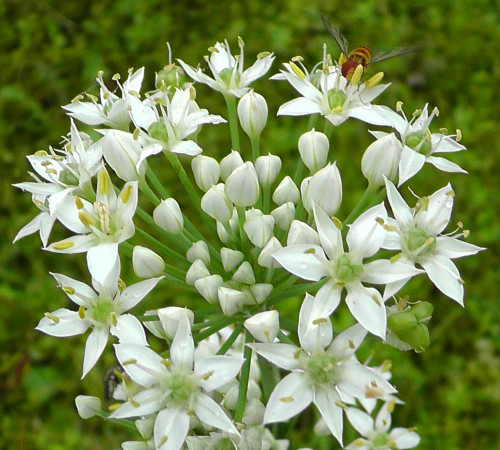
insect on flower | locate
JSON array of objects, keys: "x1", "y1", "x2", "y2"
[{"x1": 321, "y1": 13, "x2": 418, "y2": 80}]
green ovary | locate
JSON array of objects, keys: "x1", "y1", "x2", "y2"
[
  {"x1": 335, "y1": 254, "x2": 363, "y2": 283},
  {"x1": 307, "y1": 354, "x2": 337, "y2": 384},
  {"x1": 405, "y1": 226, "x2": 435, "y2": 256},
  {"x1": 89, "y1": 298, "x2": 115, "y2": 324},
  {"x1": 327, "y1": 89, "x2": 347, "y2": 111},
  {"x1": 405, "y1": 131, "x2": 431, "y2": 155},
  {"x1": 164, "y1": 370, "x2": 198, "y2": 405}
]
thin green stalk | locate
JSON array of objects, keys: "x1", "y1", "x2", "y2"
[
  {"x1": 267, "y1": 279, "x2": 327, "y2": 306},
  {"x1": 234, "y1": 332, "x2": 252, "y2": 423},
  {"x1": 224, "y1": 94, "x2": 240, "y2": 152},
  {"x1": 96, "y1": 411, "x2": 137, "y2": 431},
  {"x1": 250, "y1": 134, "x2": 260, "y2": 162},
  {"x1": 194, "y1": 316, "x2": 234, "y2": 343},
  {"x1": 216, "y1": 323, "x2": 244, "y2": 355}
]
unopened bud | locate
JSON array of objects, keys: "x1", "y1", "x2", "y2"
[
  {"x1": 185, "y1": 259, "x2": 210, "y2": 285},
  {"x1": 220, "y1": 150, "x2": 244, "y2": 181},
  {"x1": 132, "y1": 246, "x2": 165, "y2": 278},
  {"x1": 225, "y1": 162, "x2": 260, "y2": 207},
  {"x1": 100, "y1": 130, "x2": 144, "y2": 181},
  {"x1": 287, "y1": 220, "x2": 320, "y2": 246},
  {"x1": 194, "y1": 275, "x2": 223, "y2": 304},
  {"x1": 157, "y1": 307, "x2": 194, "y2": 339},
  {"x1": 272, "y1": 176, "x2": 300, "y2": 205},
  {"x1": 298, "y1": 129, "x2": 330, "y2": 173},
  {"x1": 186, "y1": 240, "x2": 210, "y2": 265},
  {"x1": 258, "y1": 236, "x2": 283, "y2": 268},
  {"x1": 271, "y1": 202, "x2": 295, "y2": 231},
  {"x1": 243, "y1": 213, "x2": 275, "y2": 247},
  {"x1": 201, "y1": 184, "x2": 233, "y2": 222},
  {"x1": 75, "y1": 395, "x2": 101, "y2": 419},
  {"x1": 301, "y1": 163, "x2": 342, "y2": 215},
  {"x1": 153, "y1": 198, "x2": 184, "y2": 233},
  {"x1": 255, "y1": 153, "x2": 282, "y2": 186},
  {"x1": 191, "y1": 155, "x2": 220, "y2": 191},
  {"x1": 221, "y1": 247, "x2": 244, "y2": 272},
  {"x1": 361, "y1": 133, "x2": 401, "y2": 186},
  {"x1": 244, "y1": 310, "x2": 280, "y2": 343},
  {"x1": 237, "y1": 90, "x2": 268, "y2": 137}
]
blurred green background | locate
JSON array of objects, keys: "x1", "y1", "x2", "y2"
[{"x1": 1, "y1": 0, "x2": 499, "y2": 448}]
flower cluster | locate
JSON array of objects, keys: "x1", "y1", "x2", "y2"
[{"x1": 15, "y1": 37, "x2": 483, "y2": 449}]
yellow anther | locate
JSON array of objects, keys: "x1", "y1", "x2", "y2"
[
  {"x1": 348, "y1": 338, "x2": 355, "y2": 349},
  {"x1": 78, "y1": 210, "x2": 97, "y2": 228},
  {"x1": 161, "y1": 359, "x2": 171, "y2": 368},
  {"x1": 463, "y1": 229, "x2": 470, "y2": 238},
  {"x1": 238, "y1": 36, "x2": 245, "y2": 48},
  {"x1": 34, "y1": 150, "x2": 48, "y2": 157},
  {"x1": 133, "y1": 128, "x2": 140, "y2": 140},
  {"x1": 112, "y1": 73, "x2": 121, "y2": 81},
  {"x1": 158, "y1": 436, "x2": 168, "y2": 446},
  {"x1": 365, "y1": 71, "x2": 384, "y2": 89},
  {"x1": 433, "y1": 106, "x2": 440, "y2": 116},
  {"x1": 279, "y1": 396, "x2": 294, "y2": 403},
  {"x1": 439, "y1": 127, "x2": 448, "y2": 135},
  {"x1": 98, "y1": 169, "x2": 110, "y2": 196},
  {"x1": 118, "y1": 278, "x2": 126, "y2": 292},
  {"x1": 350, "y1": 64, "x2": 364, "y2": 85},
  {"x1": 331, "y1": 106, "x2": 343, "y2": 114},
  {"x1": 62, "y1": 286, "x2": 75, "y2": 295},
  {"x1": 396, "y1": 101, "x2": 404, "y2": 112},
  {"x1": 44, "y1": 312, "x2": 60, "y2": 323},
  {"x1": 122, "y1": 358, "x2": 137, "y2": 365},
  {"x1": 387, "y1": 399, "x2": 396, "y2": 413},
  {"x1": 382, "y1": 360, "x2": 392, "y2": 373},
  {"x1": 312, "y1": 317, "x2": 328, "y2": 325},
  {"x1": 390, "y1": 253, "x2": 402, "y2": 263},
  {"x1": 71, "y1": 94, "x2": 84, "y2": 103},
  {"x1": 257, "y1": 51, "x2": 271, "y2": 59},
  {"x1": 111, "y1": 312, "x2": 118, "y2": 327},
  {"x1": 52, "y1": 240, "x2": 75, "y2": 250},
  {"x1": 130, "y1": 399, "x2": 140, "y2": 408},
  {"x1": 202, "y1": 370, "x2": 214, "y2": 380},
  {"x1": 332, "y1": 217, "x2": 343, "y2": 229},
  {"x1": 456, "y1": 129, "x2": 462, "y2": 141},
  {"x1": 97, "y1": 70, "x2": 104, "y2": 78},
  {"x1": 75, "y1": 196, "x2": 84, "y2": 210},
  {"x1": 78, "y1": 305, "x2": 86, "y2": 319},
  {"x1": 335, "y1": 399, "x2": 348, "y2": 410},
  {"x1": 304, "y1": 247, "x2": 316, "y2": 254},
  {"x1": 289, "y1": 61, "x2": 306, "y2": 79},
  {"x1": 189, "y1": 85, "x2": 196, "y2": 101},
  {"x1": 338, "y1": 53, "x2": 347, "y2": 66},
  {"x1": 108, "y1": 403, "x2": 122, "y2": 411},
  {"x1": 371, "y1": 294, "x2": 382, "y2": 306},
  {"x1": 120, "y1": 184, "x2": 133, "y2": 204},
  {"x1": 291, "y1": 55, "x2": 303, "y2": 62}
]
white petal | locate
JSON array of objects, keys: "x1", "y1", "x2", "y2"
[
  {"x1": 115, "y1": 343, "x2": 166, "y2": 387},
  {"x1": 87, "y1": 242, "x2": 120, "y2": 286},
  {"x1": 390, "y1": 428, "x2": 421, "y2": 448},
  {"x1": 385, "y1": 179, "x2": 412, "y2": 226},
  {"x1": 298, "y1": 292, "x2": 333, "y2": 352},
  {"x1": 241, "y1": 55, "x2": 275, "y2": 85},
  {"x1": 112, "y1": 314, "x2": 147, "y2": 345},
  {"x1": 272, "y1": 244, "x2": 329, "y2": 281},
  {"x1": 327, "y1": 323, "x2": 367, "y2": 361},
  {"x1": 13, "y1": 213, "x2": 43, "y2": 243},
  {"x1": 436, "y1": 236, "x2": 485, "y2": 259},
  {"x1": 398, "y1": 146, "x2": 425, "y2": 186},
  {"x1": 46, "y1": 234, "x2": 96, "y2": 254},
  {"x1": 310, "y1": 281, "x2": 342, "y2": 320},
  {"x1": 345, "y1": 284, "x2": 387, "y2": 338},
  {"x1": 154, "y1": 407, "x2": 190, "y2": 450},
  {"x1": 82, "y1": 326, "x2": 109, "y2": 378},
  {"x1": 51, "y1": 272, "x2": 97, "y2": 306},
  {"x1": 170, "y1": 315, "x2": 194, "y2": 369},
  {"x1": 170, "y1": 140, "x2": 203, "y2": 156},
  {"x1": 110, "y1": 387, "x2": 164, "y2": 418},
  {"x1": 263, "y1": 372, "x2": 313, "y2": 424},
  {"x1": 277, "y1": 98, "x2": 322, "y2": 116},
  {"x1": 345, "y1": 407, "x2": 374, "y2": 437},
  {"x1": 421, "y1": 256, "x2": 464, "y2": 305},
  {"x1": 416, "y1": 183, "x2": 453, "y2": 234},
  {"x1": 194, "y1": 393, "x2": 239, "y2": 435},
  {"x1": 426, "y1": 156, "x2": 467, "y2": 173},
  {"x1": 348, "y1": 104, "x2": 395, "y2": 126},
  {"x1": 195, "y1": 355, "x2": 244, "y2": 392},
  {"x1": 314, "y1": 385, "x2": 344, "y2": 444},
  {"x1": 347, "y1": 203, "x2": 387, "y2": 258},
  {"x1": 36, "y1": 308, "x2": 89, "y2": 337},
  {"x1": 362, "y1": 259, "x2": 422, "y2": 284},
  {"x1": 248, "y1": 343, "x2": 301, "y2": 371},
  {"x1": 119, "y1": 277, "x2": 164, "y2": 312},
  {"x1": 313, "y1": 205, "x2": 343, "y2": 260}
]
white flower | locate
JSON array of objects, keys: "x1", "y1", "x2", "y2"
[
  {"x1": 36, "y1": 268, "x2": 162, "y2": 378},
  {"x1": 273, "y1": 205, "x2": 422, "y2": 338},
  {"x1": 345, "y1": 402, "x2": 420, "y2": 449},
  {"x1": 128, "y1": 87, "x2": 225, "y2": 164},
  {"x1": 110, "y1": 316, "x2": 244, "y2": 449},
  {"x1": 46, "y1": 167, "x2": 138, "y2": 285},
  {"x1": 178, "y1": 40, "x2": 275, "y2": 98},
  {"x1": 63, "y1": 68, "x2": 145, "y2": 130},
  {"x1": 249, "y1": 294, "x2": 397, "y2": 445},
  {"x1": 382, "y1": 179, "x2": 484, "y2": 304},
  {"x1": 372, "y1": 103, "x2": 467, "y2": 185},
  {"x1": 275, "y1": 64, "x2": 393, "y2": 127}
]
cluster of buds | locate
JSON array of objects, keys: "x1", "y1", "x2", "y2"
[{"x1": 14, "y1": 37, "x2": 482, "y2": 449}]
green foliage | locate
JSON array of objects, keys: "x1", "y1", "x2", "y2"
[{"x1": 1, "y1": 0, "x2": 499, "y2": 448}]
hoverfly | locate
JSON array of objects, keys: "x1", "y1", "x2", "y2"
[{"x1": 321, "y1": 14, "x2": 418, "y2": 80}]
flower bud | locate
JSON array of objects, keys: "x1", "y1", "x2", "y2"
[
  {"x1": 232, "y1": 261, "x2": 256, "y2": 284},
  {"x1": 410, "y1": 301, "x2": 434, "y2": 321},
  {"x1": 201, "y1": 184, "x2": 233, "y2": 222},
  {"x1": 243, "y1": 213, "x2": 275, "y2": 248},
  {"x1": 387, "y1": 309, "x2": 431, "y2": 353},
  {"x1": 186, "y1": 240, "x2": 210, "y2": 265},
  {"x1": 258, "y1": 236, "x2": 283, "y2": 268},
  {"x1": 153, "y1": 198, "x2": 184, "y2": 233},
  {"x1": 361, "y1": 133, "x2": 401, "y2": 186},
  {"x1": 272, "y1": 176, "x2": 300, "y2": 205},
  {"x1": 156, "y1": 63, "x2": 188, "y2": 91},
  {"x1": 255, "y1": 153, "x2": 282, "y2": 186},
  {"x1": 250, "y1": 283, "x2": 273, "y2": 304},
  {"x1": 225, "y1": 162, "x2": 260, "y2": 207},
  {"x1": 194, "y1": 275, "x2": 223, "y2": 304},
  {"x1": 287, "y1": 220, "x2": 320, "y2": 246},
  {"x1": 157, "y1": 307, "x2": 195, "y2": 339},
  {"x1": 237, "y1": 90, "x2": 268, "y2": 137},
  {"x1": 301, "y1": 163, "x2": 342, "y2": 215},
  {"x1": 221, "y1": 247, "x2": 244, "y2": 272},
  {"x1": 298, "y1": 129, "x2": 330, "y2": 173},
  {"x1": 218, "y1": 287, "x2": 250, "y2": 316},
  {"x1": 244, "y1": 310, "x2": 280, "y2": 343},
  {"x1": 143, "y1": 310, "x2": 167, "y2": 339},
  {"x1": 220, "y1": 150, "x2": 244, "y2": 181},
  {"x1": 191, "y1": 155, "x2": 220, "y2": 191},
  {"x1": 132, "y1": 245, "x2": 165, "y2": 278},
  {"x1": 243, "y1": 398, "x2": 266, "y2": 426},
  {"x1": 271, "y1": 202, "x2": 295, "y2": 231},
  {"x1": 216, "y1": 221, "x2": 231, "y2": 243},
  {"x1": 75, "y1": 395, "x2": 101, "y2": 419},
  {"x1": 185, "y1": 259, "x2": 210, "y2": 285}
]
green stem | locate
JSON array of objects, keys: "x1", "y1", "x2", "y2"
[
  {"x1": 96, "y1": 411, "x2": 137, "y2": 431},
  {"x1": 224, "y1": 94, "x2": 240, "y2": 152},
  {"x1": 217, "y1": 323, "x2": 244, "y2": 355},
  {"x1": 194, "y1": 316, "x2": 234, "y2": 343},
  {"x1": 234, "y1": 331, "x2": 252, "y2": 423},
  {"x1": 250, "y1": 134, "x2": 260, "y2": 162},
  {"x1": 267, "y1": 279, "x2": 327, "y2": 306}
]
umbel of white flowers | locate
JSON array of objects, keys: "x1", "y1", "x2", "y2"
[{"x1": 13, "y1": 35, "x2": 483, "y2": 450}]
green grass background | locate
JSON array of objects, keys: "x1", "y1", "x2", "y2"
[{"x1": 1, "y1": 0, "x2": 499, "y2": 448}]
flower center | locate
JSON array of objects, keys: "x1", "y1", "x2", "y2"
[
  {"x1": 327, "y1": 89, "x2": 347, "y2": 111},
  {"x1": 405, "y1": 225, "x2": 435, "y2": 258},
  {"x1": 218, "y1": 68, "x2": 240, "y2": 88},
  {"x1": 58, "y1": 163, "x2": 79, "y2": 186},
  {"x1": 371, "y1": 431, "x2": 389, "y2": 448},
  {"x1": 164, "y1": 369, "x2": 198, "y2": 406},
  {"x1": 93, "y1": 201, "x2": 115, "y2": 235},
  {"x1": 405, "y1": 131, "x2": 432, "y2": 155},
  {"x1": 307, "y1": 353, "x2": 337, "y2": 384},
  {"x1": 335, "y1": 253, "x2": 363, "y2": 283},
  {"x1": 148, "y1": 120, "x2": 169, "y2": 142},
  {"x1": 89, "y1": 297, "x2": 116, "y2": 325}
]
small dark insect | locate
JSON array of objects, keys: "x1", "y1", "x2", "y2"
[
  {"x1": 104, "y1": 364, "x2": 123, "y2": 400},
  {"x1": 321, "y1": 13, "x2": 418, "y2": 80}
]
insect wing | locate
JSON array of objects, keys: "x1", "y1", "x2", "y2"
[
  {"x1": 370, "y1": 46, "x2": 419, "y2": 64},
  {"x1": 321, "y1": 14, "x2": 349, "y2": 55}
]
